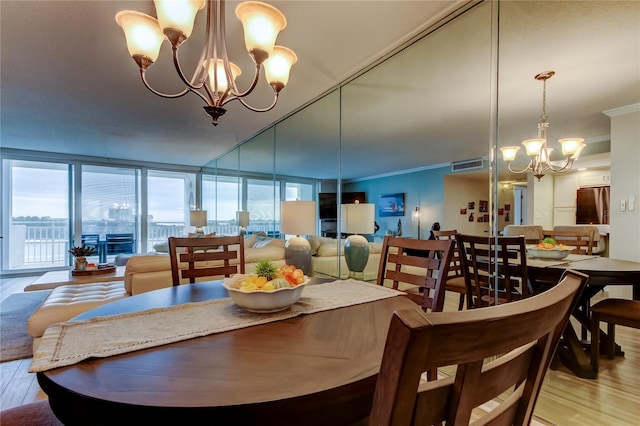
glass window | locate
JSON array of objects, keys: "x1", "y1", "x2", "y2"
[
  {"x1": 247, "y1": 178, "x2": 280, "y2": 237},
  {"x1": 2, "y1": 159, "x2": 70, "y2": 270},
  {"x1": 203, "y1": 174, "x2": 241, "y2": 235},
  {"x1": 81, "y1": 165, "x2": 139, "y2": 263},
  {"x1": 147, "y1": 170, "x2": 196, "y2": 247}
]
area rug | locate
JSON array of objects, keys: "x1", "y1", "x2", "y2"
[{"x1": 1, "y1": 290, "x2": 50, "y2": 362}]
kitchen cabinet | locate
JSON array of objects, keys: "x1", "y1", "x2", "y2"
[{"x1": 579, "y1": 170, "x2": 611, "y2": 187}]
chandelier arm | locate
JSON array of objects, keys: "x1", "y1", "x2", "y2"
[
  {"x1": 140, "y1": 69, "x2": 191, "y2": 99},
  {"x1": 228, "y1": 64, "x2": 262, "y2": 99},
  {"x1": 234, "y1": 93, "x2": 280, "y2": 112},
  {"x1": 170, "y1": 46, "x2": 213, "y2": 105},
  {"x1": 547, "y1": 159, "x2": 575, "y2": 173},
  {"x1": 506, "y1": 162, "x2": 536, "y2": 175}
]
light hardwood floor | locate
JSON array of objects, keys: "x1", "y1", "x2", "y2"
[{"x1": 1, "y1": 276, "x2": 639, "y2": 424}]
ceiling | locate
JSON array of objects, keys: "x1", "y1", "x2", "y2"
[{"x1": 2, "y1": 1, "x2": 639, "y2": 181}]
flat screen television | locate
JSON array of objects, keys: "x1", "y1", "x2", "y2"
[{"x1": 319, "y1": 192, "x2": 366, "y2": 219}]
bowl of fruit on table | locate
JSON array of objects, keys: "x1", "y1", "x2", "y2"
[
  {"x1": 223, "y1": 260, "x2": 309, "y2": 313},
  {"x1": 527, "y1": 238, "x2": 570, "y2": 260}
]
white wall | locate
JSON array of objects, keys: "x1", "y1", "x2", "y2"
[
  {"x1": 607, "y1": 105, "x2": 640, "y2": 262},
  {"x1": 443, "y1": 175, "x2": 490, "y2": 235},
  {"x1": 606, "y1": 104, "x2": 640, "y2": 299}
]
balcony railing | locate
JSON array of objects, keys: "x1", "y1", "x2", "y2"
[{"x1": 8, "y1": 220, "x2": 280, "y2": 270}]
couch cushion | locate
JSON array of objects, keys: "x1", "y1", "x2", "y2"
[{"x1": 245, "y1": 244, "x2": 285, "y2": 263}]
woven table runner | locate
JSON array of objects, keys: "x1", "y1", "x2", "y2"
[{"x1": 30, "y1": 279, "x2": 403, "y2": 372}]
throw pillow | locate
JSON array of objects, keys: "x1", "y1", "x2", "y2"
[
  {"x1": 153, "y1": 241, "x2": 169, "y2": 253},
  {"x1": 252, "y1": 236, "x2": 273, "y2": 248}
]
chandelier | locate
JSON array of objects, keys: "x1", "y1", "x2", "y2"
[
  {"x1": 115, "y1": 0, "x2": 297, "y2": 126},
  {"x1": 500, "y1": 71, "x2": 585, "y2": 180}
]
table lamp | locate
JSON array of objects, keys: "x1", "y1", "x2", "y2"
[
  {"x1": 189, "y1": 210, "x2": 207, "y2": 236},
  {"x1": 280, "y1": 200, "x2": 316, "y2": 274},
  {"x1": 237, "y1": 211, "x2": 250, "y2": 235},
  {"x1": 341, "y1": 201, "x2": 375, "y2": 279}
]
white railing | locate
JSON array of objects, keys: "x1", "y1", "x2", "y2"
[{"x1": 11, "y1": 221, "x2": 281, "y2": 269}]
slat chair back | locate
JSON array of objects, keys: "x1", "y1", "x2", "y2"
[
  {"x1": 368, "y1": 269, "x2": 589, "y2": 426},
  {"x1": 432, "y1": 230, "x2": 469, "y2": 310},
  {"x1": 455, "y1": 234, "x2": 531, "y2": 308},
  {"x1": 377, "y1": 236, "x2": 454, "y2": 313},
  {"x1": 541, "y1": 229, "x2": 595, "y2": 255},
  {"x1": 168, "y1": 235, "x2": 245, "y2": 286}
]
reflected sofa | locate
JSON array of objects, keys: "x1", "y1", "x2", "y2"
[{"x1": 309, "y1": 236, "x2": 383, "y2": 281}]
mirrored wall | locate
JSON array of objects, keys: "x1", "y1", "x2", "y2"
[{"x1": 206, "y1": 0, "x2": 633, "y2": 278}]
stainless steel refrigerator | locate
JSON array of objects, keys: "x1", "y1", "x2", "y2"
[{"x1": 576, "y1": 186, "x2": 610, "y2": 224}]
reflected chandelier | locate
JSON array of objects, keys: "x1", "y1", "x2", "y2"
[
  {"x1": 116, "y1": 0, "x2": 297, "y2": 126},
  {"x1": 500, "y1": 71, "x2": 585, "y2": 180}
]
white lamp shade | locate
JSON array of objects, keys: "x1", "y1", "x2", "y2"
[
  {"x1": 559, "y1": 138, "x2": 585, "y2": 157},
  {"x1": 153, "y1": 0, "x2": 205, "y2": 39},
  {"x1": 237, "y1": 211, "x2": 250, "y2": 227},
  {"x1": 341, "y1": 203, "x2": 375, "y2": 235},
  {"x1": 522, "y1": 139, "x2": 545, "y2": 156},
  {"x1": 235, "y1": 1, "x2": 286, "y2": 57},
  {"x1": 264, "y1": 45, "x2": 297, "y2": 87},
  {"x1": 281, "y1": 201, "x2": 316, "y2": 236},
  {"x1": 115, "y1": 11, "x2": 165, "y2": 62},
  {"x1": 500, "y1": 146, "x2": 520, "y2": 162},
  {"x1": 189, "y1": 210, "x2": 207, "y2": 227},
  {"x1": 203, "y1": 59, "x2": 241, "y2": 95}
]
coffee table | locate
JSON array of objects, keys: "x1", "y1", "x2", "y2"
[
  {"x1": 37, "y1": 279, "x2": 416, "y2": 425},
  {"x1": 25, "y1": 266, "x2": 126, "y2": 292}
]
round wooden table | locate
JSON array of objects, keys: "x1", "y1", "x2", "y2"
[
  {"x1": 38, "y1": 279, "x2": 416, "y2": 425},
  {"x1": 527, "y1": 256, "x2": 640, "y2": 378}
]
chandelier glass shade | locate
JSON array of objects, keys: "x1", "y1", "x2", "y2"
[
  {"x1": 500, "y1": 71, "x2": 585, "y2": 180},
  {"x1": 115, "y1": 0, "x2": 297, "y2": 126}
]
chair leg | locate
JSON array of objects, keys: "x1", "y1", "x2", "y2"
[
  {"x1": 606, "y1": 322, "x2": 616, "y2": 359},
  {"x1": 590, "y1": 313, "x2": 600, "y2": 374}
]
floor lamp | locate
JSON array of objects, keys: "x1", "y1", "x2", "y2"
[
  {"x1": 280, "y1": 200, "x2": 316, "y2": 274},
  {"x1": 341, "y1": 201, "x2": 375, "y2": 280},
  {"x1": 189, "y1": 210, "x2": 207, "y2": 236},
  {"x1": 237, "y1": 211, "x2": 250, "y2": 235}
]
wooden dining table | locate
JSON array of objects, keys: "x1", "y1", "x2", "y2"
[
  {"x1": 527, "y1": 255, "x2": 640, "y2": 379},
  {"x1": 37, "y1": 278, "x2": 417, "y2": 426}
]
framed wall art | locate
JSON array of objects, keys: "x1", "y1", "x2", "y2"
[{"x1": 378, "y1": 193, "x2": 405, "y2": 217}]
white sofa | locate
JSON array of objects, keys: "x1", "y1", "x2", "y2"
[{"x1": 126, "y1": 234, "x2": 287, "y2": 295}]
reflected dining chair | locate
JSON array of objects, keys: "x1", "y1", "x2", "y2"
[
  {"x1": 455, "y1": 234, "x2": 531, "y2": 308},
  {"x1": 541, "y1": 229, "x2": 595, "y2": 255},
  {"x1": 590, "y1": 298, "x2": 640, "y2": 373},
  {"x1": 368, "y1": 269, "x2": 589, "y2": 426},
  {"x1": 377, "y1": 236, "x2": 454, "y2": 313},
  {"x1": 168, "y1": 235, "x2": 245, "y2": 286},
  {"x1": 432, "y1": 229, "x2": 468, "y2": 310}
]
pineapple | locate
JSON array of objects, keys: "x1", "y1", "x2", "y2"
[{"x1": 254, "y1": 259, "x2": 278, "y2": 281}]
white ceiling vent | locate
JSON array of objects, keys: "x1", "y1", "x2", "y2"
[{"x1": 451, "y1": 158, "x2": 484, "y2": 172}]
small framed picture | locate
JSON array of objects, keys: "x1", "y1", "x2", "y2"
[
  {"x1": 504, "y1": 203, "x2": 511, "y2": 211},
  {"x1": 498, "y1": 208, "x2": 504, "y2": 215},
  {"x1": 378, "y1": 193, "x2": 405, "y2": 217},
  {"x1": 479, "y1": 200, "x2": 488, "y2": 213},
  {"x1": 468, "y1": 201, "x2": 475, "y2": 210},
  {"x1": 460, "y1": 207, "x2": 467, "y2": 215}
]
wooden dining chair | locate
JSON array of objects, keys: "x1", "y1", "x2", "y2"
[
  {"x1": 432, "y1": 229, "x2": 468, "y2": 310},
  {"x1": 455, "y1": 234, "x2": 531, "y2": 308},
  {"x1": 541, "y1": 229, "x2": 595, "y2": 255},
  {"x1": 377, "y1": 236, "x2": 454, "y2": 313},
  {"x1": 590, "y1": 298, "x2": 640, "y2": 373},
  {"x1": 168, "y1": 235, "x2": 245, "y2": 286},
  {"x1": 368, "y1": 269, "x2": 589, "y2": 426}
]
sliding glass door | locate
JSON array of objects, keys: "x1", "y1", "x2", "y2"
[{"x1": 2, "y1": 159, "x2": 70, "y2": 271}]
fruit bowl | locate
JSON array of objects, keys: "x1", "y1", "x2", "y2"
[
  {"x1": 527, "y1": 246, "x2": 570, "y2": 260},
  {"x1": 222, "y1": 276, "x2": 309, "y2": 313}
]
